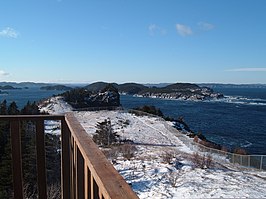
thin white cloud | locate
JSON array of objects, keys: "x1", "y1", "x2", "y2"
[
  {"x1": 198, "y1": 22, "x2": 214, "y2": 31},
  {"x1": 175, "y1": 24, "x2": 193, "y2": 36},
  {"x1": 148, "y1": 24, "x2": 167, "y2": 36},
  {"x1": 0, "y1": 27, "x2": 19, "y2": 38},
  {"x1": 227, "y1": 68, "x2": 266, "y2": 72},
  {"x1": 0, "y1": 70, "x2": 10, "y2": 77}
]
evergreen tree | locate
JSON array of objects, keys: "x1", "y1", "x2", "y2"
[
  {"x1": 7, "y1": 101, "x2": 20, "y2": 115},
  {"x1": 0, "y1": 100, "x2": 8, "y2": 115},
  {"x1": 0, "y1": 125, "x2": 12, "y2": 198},
  {"x1": 0, "y1": 148, "x2": 12, "y2": 198},
  {"x1": 21, "y1": 101, "x2": 40, "y2": 115},
  {"x1": 93, "y1": 119, "x2": 119, "y2": 147}
]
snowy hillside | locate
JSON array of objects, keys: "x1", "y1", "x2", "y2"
[{"x1": 40, "y1": 97, "x2": 266, "y2": 198}]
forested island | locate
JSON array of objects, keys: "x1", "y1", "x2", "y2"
[
  {"x1": 84, "y1": 82, "x2": 224, "y2": 100},
  {"x1": 40, "y1": 85, "x2": 72, "y2": 91}
]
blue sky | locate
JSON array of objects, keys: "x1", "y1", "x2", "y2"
[{"x1": 0, "y1": 0, "x2": 266, "y2": 84}]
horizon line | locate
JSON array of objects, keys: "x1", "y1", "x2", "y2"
[{"x1": 0, "y1": 81, "x2": 266, "y2": 85}]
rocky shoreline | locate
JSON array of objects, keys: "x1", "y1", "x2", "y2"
[{"x1": 134, "y1": 90, "x2": 223, "y2": 101}]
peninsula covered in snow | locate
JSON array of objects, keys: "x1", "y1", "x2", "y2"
[{"x1": 39, "y1": 96, "x2": 266, "y2": 199}]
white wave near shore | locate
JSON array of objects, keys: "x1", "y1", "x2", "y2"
[
  {"x1": 212, "y1": 95, "x2": 266, "y2": 106},
  {"x1": 39, "y1": 97, "x2": 266, "y2": 198}
]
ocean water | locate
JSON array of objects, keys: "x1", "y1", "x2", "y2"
[
  {"x1": 1, "y1": 87, "x2": 265, "y2": 155},
  {"x1": 0, "y1": 88, "x2": 63, "y2": 108},
  {"x1": 120, "y1": 88, "x2": 266, "y2": 155}
]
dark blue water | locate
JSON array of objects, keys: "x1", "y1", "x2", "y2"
[
  {"x1": 120, "y1": 88, "x2": 266, "y2": 155},
  {"x1": 0, "y1": 88, "x2": 63, "y2": 108},
  {"x1": 1, "y1": 87, "x2": 265, "y2": 155}
]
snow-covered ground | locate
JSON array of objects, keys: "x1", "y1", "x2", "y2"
[
  {"x1": 40, "y1": 97, "x2": 266, "y2": 198},
  {"x1": 39, "y1": 96, "x2": 73, "y2": 114}
]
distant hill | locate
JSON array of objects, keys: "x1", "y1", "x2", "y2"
[
  {"x1": 144, "y1": 83, "x2": 172, "y2": 88},
  {"x1": 164, "y1": 83, "x2": 200, "y2": 91},
  {"x1": 0, "y1": 82, "x2": 50, "y2": 88},
  {"x1": 117, "y1": 83, "x2": 148, "y2": 95},
  {"x1": 84, "y1": 82, "x2": 149, "y2": 95},
  {"x1": 0, "y1": 85, "x2": 21, "y2": 90},
  {"x1": 40, "y1": 85, "x2": 73, "y2": 91},
  {"x1": 84, "y1": 82, "x2": 118, "y2": 92}
]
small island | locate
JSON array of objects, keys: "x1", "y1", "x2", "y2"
[
  {"x1": 40, "y1": 85, "x2": 73, "y2": 91},
  {"x1": 137, "y1": 83, "x2": 224, "y2": 100}
]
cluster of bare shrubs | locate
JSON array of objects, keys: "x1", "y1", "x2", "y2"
[
  {"x1": 191, "y1": 152, "x2": 213, "y2": 169},
  {"x1": 193, "y1": 135, "x2": 221, "y2": 150},
  {"x1": 167, "y1": 171, "x2": 181, "y2": 187},
  {"x1": 119, "y1": 144, "x2": 137, "y2": 160},
  {"x1": 161, "y1": 151, "x2": 176, "y2": 164},
  {"x1": 233, "y1": 147, "x2": 247, "y2": 155},
  {"x1": 103, "y1": 144, "x2": 137, "y2": 161}
]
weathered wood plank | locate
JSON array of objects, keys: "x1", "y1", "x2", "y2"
[
  {"x1": 77, "y1": 147, "x2": 85, "y2": 199},
  {"x1": 10, "y1": 120, "x2": 24, "y2": 199},
  {"x1": 61, "y1": 120, "x2": 71, "y2": 199},
  {"x1": 36, "y1": 120, "x2": 47, "y2": 199}
]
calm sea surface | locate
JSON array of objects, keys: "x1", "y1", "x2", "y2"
[{"x1": 1, "y1": 87, "x2": 265, "y2": 155}]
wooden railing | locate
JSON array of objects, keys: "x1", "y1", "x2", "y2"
[{"x1": 0, "y1": 113, "x2": 139, "y2": 199}]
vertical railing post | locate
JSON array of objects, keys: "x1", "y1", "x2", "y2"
[
  {"x1": 74, "y1": 140, "x2": 77, "y2": 198},
  {"x1": 10, "y1": 119, "x2": 24, "y2": 199},
  {"x1": 71, "y1": 136, "x2": 75, "y2": 199},
  {"x1": 92, "y1": 178, "x2": 100, "y2": 199},
  {"x1": 77, "y1": 148, "x2": 85, "y2": 199},
  {"x1": 36, "y1": 120, "x2": 47, "y2": 199},
  {"x1": 90, "y1": 175, "x2": 95, "y2": 199},
  {"x1": 85, "y1": 166, "x2": 89, "y2": 199},
  {"x1": 61, "y1": 119, "x2": 71, "y2": 199},
  {"x1": 85, "y1": 167, "x2": 91, "y2": 199},
  {"x1": 260, "y1": 156, "x2": 263, "y2": 170}
]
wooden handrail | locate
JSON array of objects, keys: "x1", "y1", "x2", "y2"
[
  {"x1": 0, "y1": 114, "x2": 139, "y2": 199},
  {"x1": 64, "y1": 112, "x2": 139, "y2": 199}
]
